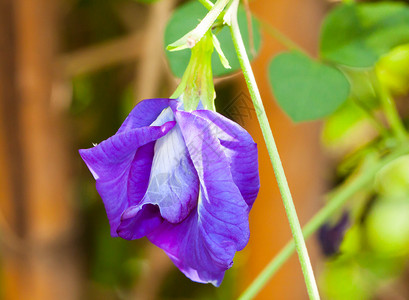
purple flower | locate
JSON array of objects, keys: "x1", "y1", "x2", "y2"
[{"x1": 79, "y1": 98, "x2": 259, "y2": 286}]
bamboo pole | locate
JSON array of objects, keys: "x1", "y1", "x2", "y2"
[{"x1": 0, "y1": 0, "x2": 83, "y2": 299}]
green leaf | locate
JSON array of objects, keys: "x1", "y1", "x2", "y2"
[
  {"x1": 268, "y1": 51, "x2": 350, "y2": 122},
  {"x1": 164, "y1": 1, "x2": 261, "y2": 78},
  {"x1": 320, "y1": 2, "x2": 409, "y2": 67}
]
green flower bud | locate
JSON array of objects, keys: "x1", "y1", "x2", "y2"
[{"x1": 376, "y1": 44, "x2": 409, "y2": 95}]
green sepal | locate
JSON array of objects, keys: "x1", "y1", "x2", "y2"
[
  {"x1": 171, "y1": 30, "x2": 216, "y2": 111},
  {"x1": 212, "y1": 33, "x2": 231, "y2": 69}
]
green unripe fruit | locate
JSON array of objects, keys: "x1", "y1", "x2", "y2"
[{"x1": 366, "y1": 200, "x2": 409, "y2": 256}]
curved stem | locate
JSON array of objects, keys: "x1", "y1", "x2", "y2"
[
  {"x1": 257, "y1": 17, "x2": 309, "y2": 56},
  {"x1": 198, "y1": 0, "x2": 214, "y2": 10},
  {"x1": 377, "y1": 83, "x2": 407, "y2": 142},
  {"x1": 352, "y1": 97, "x2": 389, "y2": 138},
  {"x1": 239, "y1": 141, "x2": 409, "y2": 300},
  {"x1": 228, "y1": 1, "x2": 320, "y2": 299},
  {"x1": 167, "y1": 0, "x2": 231, "y2": 51}
]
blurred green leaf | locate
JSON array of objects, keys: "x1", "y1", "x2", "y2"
[
  {"x1": 321, "y1": 258, "x2": 371, "y2": 300},
  {"x1": 71, "y1": 76, "x2": 94, "y2": 115},
  {"x1": 268, "y1": 51, "x2": 350, "y2": 122},
  {"x1": 321, "y1": 68, "x2": 382, "y2": 150},
  {"x1": 90, "y1": 218, "x2": 138, "y2": 287},
  {"x1": 164, "y1": 1, "x2": 261, "y2": 78},
  {"x1": 322, "y1": 100, "x2": 366, "y2": 146},
  {"x1": 357, "y1": 252, "x2": 404, "y2": 282},
  {"x1": 320, "y1": 2, "x2": 409, "y2": 67}
]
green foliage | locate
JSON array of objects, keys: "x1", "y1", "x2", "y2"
[
  {"x1": 320, "y1": 2, "x2": 409, "y2": 67},
  {"x1": 268, "y1": 51, "x2": 350, "y2": 122},
  {"x1": 159, "y1": 266, "x2": 238, "y2": 300},
  {"x1": 71, "y1": 76, "x2": 94, "y2": 115},
  {"x1": 63, "y1": 0, "x2": 128, "y2": 50},
  {"x1": 375, "y1": 155, "x2": 409, "y2": 197},
  {"x1": 321, "y1": 258, "x2": 371, "y2": 300},
  {"x1": 321, "y1": 68, "x2": 380, "y2": 149},
  {"x1": 320, "y1": 155, "x2": 409, "y2": 299},
  {"x1": 268, "y1": 2, "x2": 409, "y2": 123},
  {"x1": 376, "y1": 44, "x2": 409, "y2": 95},
  {"x1": 91, "y1": 221, "x2": 139, "y2": 287},
  {"x1": 341, "y1": 68, "x2": 379, "y2": 108},
  {"x1": 321, "y1": 100, "x2": 367, "y2": 147},
  {"x1": 321, "y1": 196, "x2": 409, "y2": 299},
  {"x1": 340, "y1": 226, "x2": 362, "y2": 255},
  {"x1": 321, "y1": 248, "x2": 406, "y2": 300},
  {"x1": 164, "y1": 1, "x2": 261, "y2": 78}
]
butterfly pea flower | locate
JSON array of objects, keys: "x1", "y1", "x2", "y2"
[
  {"x1": 80, "y1": 28, "x2": 259, "y2": 285},
  {"x1": 79, "y1": 98, "x2": 259, "y2": 285}
]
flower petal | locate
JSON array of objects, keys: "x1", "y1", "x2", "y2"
[
  {"x1": 117, "y1": 98, "x2": 172, "y2": 133},
  {"x1": 117, "y1": 204, "x2": 163, "y2": 240},
  {"x1": 192, "y1": 109, "x2": 259, "y2": 208},
  {"x1": 148, "y1": 110, "x2": 250, "y2": 285},
  {"x1": 117, "y1": 124, "x2": 200, "y2": 239},
  {"x1": 127, "y1": 108, "x2": 178, "y2": 208},
  {"x1": 126, "y1": 142, "x2": 155, "y2": 207},
  {"x1": 142, "y1": 124, "x2": 199, "y2": 222},
  {"x1": 147, "y1": 210, "x2": 226, "y2": 285},
  {"x1": 79, "y1": 121, "x2": 176, "y2": 236}
]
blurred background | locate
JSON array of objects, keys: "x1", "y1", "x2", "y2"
[{"x1": 1, "y1": 0, "x2": 409, "y2": 299}]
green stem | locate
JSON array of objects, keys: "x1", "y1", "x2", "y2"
[
  {"x1": 167, "y1": 0, "x2": 231, "y2": 51},
  {"x1": 239, "y1": 142, "x2": 409, "y2": 300},
  {"x1": 377, "y1": 83, "x2": 407, "y2": 142},
  {"x1": 258, "y1": 17, "x2": 309, "y2": 56},
  {"x1": 352, "y1": 98, "x2": 389, "y2": 138},
  {"x1": 198, "y1": 0, "x2": 214, "y2": 10},
  {"x1": 228, "y1": 1, "x2": 320, "y2": 299}
]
